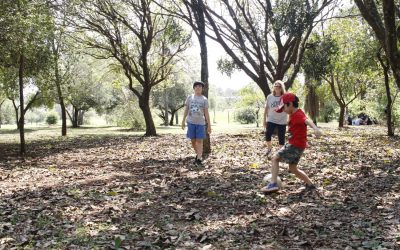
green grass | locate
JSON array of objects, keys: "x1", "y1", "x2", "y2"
[
  {"x1": 0, "y1": 116, "x2": 261, "y2": 143},
  {"x1": 0, "y1": 112, "x2": 342, "y2": 144}
]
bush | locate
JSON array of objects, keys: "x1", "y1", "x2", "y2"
[
  {"x1": 106, "y1": 103, "x2": 145, "y2": 130},
  {"x1": 235, "y1": 108, "x2": 256, "y2": 124},
  {"x1": 46, "y1": 113, "x2": 58, "y2": 125}
]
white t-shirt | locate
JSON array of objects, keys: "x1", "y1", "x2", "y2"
[
  {"x1": 185, "y1": 94, "x2": 209, "y2": 125},
  {"x1": 265, "y1": 94, "x2": 287, "y2": 125}
]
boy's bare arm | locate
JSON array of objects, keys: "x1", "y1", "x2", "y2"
[
  {"x1": 305, "y1": 119, "x2": 322, "y2": 138},
  {"x1": 181, "y1": 105, "x2": 189, "y2": 130},
  {"x1": 204, "y1": 108, "x2": 212, "y2": 134}
]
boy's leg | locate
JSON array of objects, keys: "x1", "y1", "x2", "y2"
[
  {"x1": 271, "y1": 154, "x2": 281, "y2": 183},
  {"x1": 195, "y1": 139, "x2": 203, "y2": 159},
  {"x1": 288, "y1": 164, "x2": 312, "y2": 185},
  {"x1": 260, "y1": 153, "x2": 281, "y2": 193},
  {"x1": 191, "y1": 139, "x2": 197, "y2": 156}
]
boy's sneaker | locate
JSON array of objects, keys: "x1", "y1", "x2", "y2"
[
  {"x1": 261, "y1": 182, "x2": 279, "y2": 193},
  {"x1": 195, "y1": 157, "x2": 203, "y2": 165}
]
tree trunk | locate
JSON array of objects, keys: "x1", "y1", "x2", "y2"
[
  {"x1": 383, "y1": 64, "x2": 394, "y2": 136},
  {"x1": 175, "y1": 112, "x2": 179, "y2": 125},
  {"x1": 338, "y1": 104, "x2": 345, "y2": 128},
  {"x1": 0, "y1": 100, "x2": 4, "y2": 128},
  {"x1": 196, "y1": 0, "x2": 211, "y2": 154},
  {"x1": 255, "y1": 108, "x2": 259, "y2": 127},
  {"x1": 72, "y1": 107, "x2": 79, "y2": 128},
  {"x1": 12, "y1": 100, "x2": 19, "y2": 130},
  {"x1": 139, "y1": 91, "x2": 157, "y2": 136},
  {"x1": 256, "y1": 79, "x2": 271, "y2": 99},
  {"x1": 213, "y1": 107, "x2": 216, "y2": 123},
  {"x1": 163, "y1": 87, "x2": 169, "y2": 126},
  {"x1": 169, "y1": 110, "x2": 175, "y2": 126},
  {"x1": 18, "y1": 54, "x2": 26, "y2": 155},
  {"x1": 78, "y1": 110, "x2": 84, "y2": 126},
  {"x1": 54, "y1": 54, "x2": 67, "y2": 136},
  {"x1": 378, "y1": 50, "x2": 395, "y2": 136},
  {"x1": 304, "y1": 81, "x2": 319, "y2": 125}
]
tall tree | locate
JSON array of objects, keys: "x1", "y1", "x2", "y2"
[
  {"x1": 70, "y1": 0, "x2": 191, "y2": 136},
  {"x1": 377, "y1": 49, "x2": 397, "y2": 136},
  {"x1": 355, "y1": 0, "x2": 400, "y2": 90},
  {"x1": 323, "y1": 18, "x2": 376, "y2": 127},
  {"x1": 48, "y1": 1, "x2": 70, "y2": 136},
  {"x1": 302, "y1": 34, "x2": 338, "y2": 124},
  {"x1": 203, "y1": 0, "x2": 336, "y2": 98},
  {"x1": 64, "y1": 57, "x2": 118, "y2": 128},
  {"x1": 158, "y1": 0, "x2": 212, "y2": 152},
  {"x1": 0, "y1": 0, "x2": 52, "y2": 155}
]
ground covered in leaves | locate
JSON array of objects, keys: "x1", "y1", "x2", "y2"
[{"x1": 0, "y1": 125, "x2": 399, "y2": 249}]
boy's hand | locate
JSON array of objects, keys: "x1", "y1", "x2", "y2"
[
  {"x1": 207, "y1": 125, "x2": 212, "y2": 134},
  {"x1": 181, "y1": 122, "x2": 185, "y2": 130},
  {"x1": 314, "y1": 128, "x2": 322, "y2": 138}
]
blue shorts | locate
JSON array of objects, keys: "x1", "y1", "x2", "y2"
[{"x1": 187, "y1": 122, "x2": 206, "y2": 139}]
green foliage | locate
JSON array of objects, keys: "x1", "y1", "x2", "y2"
[
  {"x1": 0, "y1": 0, "x2": 53, "y2": 76},
  {"x1": 236, "y1": 83, "x2": 264, "y2": 109},
  {"x1": 217, "y1": 58, "x2": 240, "y2": 77},
  {"x1": 303, "y1": 34, "x2": 339, "y2": 81},
  {"x1": 0, "y1": 100, "x2": 14, "y2": 125},
  {"x1": 25, "y1": 108, "x2": 46, "y2": 124},
  {"x1": 64, "y1": 56, "x2": 120, "y2": 116},
  {"x1": 234, "y1": 83, "x2": 264, "y2": 125},
  {"x1": 316, "y1": 83, "x2": 336, "y2": 123},
  {"x1": 46, "y1": 113, "x2": 58, "y2": 125},
  {"x1": 273, "y1": 0, "x2": 315, "y2": 36},
  {"x1": 235, "y1": 107, "x2": 256, "y2": 124},
  {"x1": 105, "y1": 94, "x2": 145, "y2": 130},
  {"x1": 152, "y1": 80, "x2": 190, "y2": 122}
]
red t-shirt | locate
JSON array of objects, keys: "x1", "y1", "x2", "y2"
[{"x1": 288, "y1": 109, "x2": 308, "y2": 149}]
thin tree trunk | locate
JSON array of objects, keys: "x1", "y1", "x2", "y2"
[
  {"x1": 78, "y1": 110, "x2": 84, "y2": 126},
  {"x1": 383, "y1": 63, "x2": 394, "y2": 136},
  {"x1": 338, "y1": 105, "x2": 345, "y2": 128},
  {"x1": 196, "y1": 0, "x2": 210, "y2": 154},
  {"x1": 72, "y1": 107, "x2": 79, "y2": 128},
  {"x1": 378, "y1": 50, "x2": 394, "y2": 136},
  {"x1": 18, "y1": 54, "x2": 26, "y2": 155},
  {"x1": 164, "y1": 87, "x2": 169, "y2": 126},
  {"x1": 12, "y1": 100, "x2": 19, "y2": 130},
  {"x1": 175, "y1": 112, "x2": 179, "y2": 125},
  {"x1": 54, "y1": 54, "x2": 67, "y2": 136},
  {"x1": 139, "y1": 91, "x2": 156, "y2": 136},
  {"x1": 0, "y1": 100, "x2": 4, "y2": 128},
  {"x1": 305, "y1": 83, "x2": 318, "y2": 125},
  {"x1": 213, "y1": 108, "x2": 216, "y2": 123},
  {"x1": 169, "y1": 110, "x2": 175, "y2": 126}
]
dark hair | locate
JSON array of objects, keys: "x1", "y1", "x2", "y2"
[
  {"x1": 193, "y1": 81, "x2": 205, "y2": 88},
  {"x1": 292, "y1": 96, "x2": 300, "y2": 108}
]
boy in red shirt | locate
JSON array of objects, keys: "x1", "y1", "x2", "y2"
[{"x1": 261, "y1": 93, "x2": 322, "y2": 193}]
